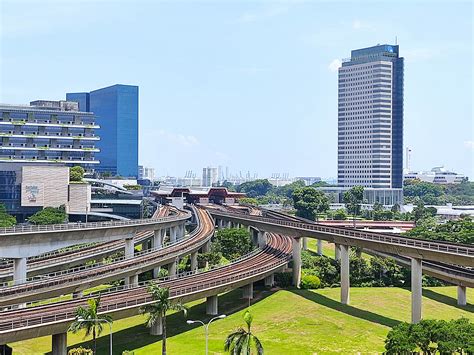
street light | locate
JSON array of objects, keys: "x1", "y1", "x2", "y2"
[
  {"x1": 77, "y1": 317, "x2": 113, "y2": 355},
  {"x1": 187, "y1": 314, "x2": 226, "y2": 355}
]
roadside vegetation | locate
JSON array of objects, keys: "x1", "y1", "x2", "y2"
[
  {"x1": 0, "y1": 203, "x2": 16, "y2": 227},
  {"x1": 28, "y1": 205, "x2": 68, "y2": 225}
]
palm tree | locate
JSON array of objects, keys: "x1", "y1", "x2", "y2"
[
  {"x1": 68, "y1": 297, "x2": 112, "y2": 354},
  {"x1": 225, "y1": 310, "x2": 264, "y2": 355},
  {"x1": 139, "y1": 283, "x2": 187, "y2": 355}
]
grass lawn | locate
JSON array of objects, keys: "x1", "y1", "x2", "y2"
[{"x1": 10, "y1": 286, "x2": 473, "y2": 354}]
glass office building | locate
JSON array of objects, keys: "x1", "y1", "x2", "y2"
[
  {"x1": 338, "y1": 44, "x2": 404, "y2": 191},
  {"x1": 67, "y1": 84, "x2": 139, "y2": 178}
]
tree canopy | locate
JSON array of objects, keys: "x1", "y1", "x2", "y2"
[
  {"x1": 236, "y1": 179, "x2": 273, "y2": 198},
  {"x1": 343, "y1": 186, "x2": 364, "y2": 219},
  {"x1": 385, "y1": 318, "x2": 474, "y2": 354},
  {"x1": 28, "y1": 206, "x2": 67, "y2": 225},
  {"x1": 0, "y1": 203, "x2": 16, "y2": 227},
  {"x1": 69, "y1": 166, "x2": 85, "y2": 182},
  {"x1": 292, "y1": 187, "x2": 329, "y2": 221},
  {"x1": 213, "y1": 228, "x2": 253, "y2": 260}
]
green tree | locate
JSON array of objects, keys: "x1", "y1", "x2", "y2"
[
  {"x1": 139, "y1": 284, "x2": 187, "y2": 355},
  {"x1": 385, "y1": 318, "x2": 474, "y2": 354},
  {"x1": 343, "y1": 186, "x2": 364, "y2": 227},
  {"x1": 236, "y1": 179, "x2": 273, "y2": 198},
  {"x1": 213, "y1": 228, "x2": 253, "y2": 260},
  {"x1": 224, "y1": 310, "x2": 264, "y2": 355},
  {"x1": 28, "y1": 206, "x2": 67, "y2": 225},
  {"x1": 0, "y1": 203, "x2": 16, "y2": 227},
  {"x1": 68, "y1": 298, "x2": 112, "y2": 355},
  {"x1": 292, "y1": 187, "x2": 329, "y2": 221},
  {"x1": 70, "y1": 166, "x2": 85, "y2": 182},
  {"x1": 239, "y1": 197, "x2": 259, "y2": 206}
]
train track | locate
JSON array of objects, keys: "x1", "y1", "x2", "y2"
[
  {"x1": 0, "y1": 207, "x2": 209, "y2": 306},
  {"x1": 0, "y1": 209, "x2": 292, "y2": 343},
  {"x1": 0, "y1": 206, "x2": 182, "y2": 281}
]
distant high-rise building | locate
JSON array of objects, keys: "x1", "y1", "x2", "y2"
[
  {"x1": 67, "y1": 84, "x2": 139, "y2": 177},
  {"x1": 338, "y1": 44, "x2": 404, "y2": 190},
  {"x1": 202, "y1": 166, "x2": 218, "y2": 187}
]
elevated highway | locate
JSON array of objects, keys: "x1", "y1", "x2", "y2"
[
  {"x1": 0, "y1": 207, "x2": 213, "y2": 306},
  {"x1": 210, "y1": 209, "x2": 473, "y2": 323},
  {"x1": 0, "y1": 223, "x2": 291, "y2": 353},
  {"x1": 0, "y1": 206, "x2": 179, "y2": 282}
]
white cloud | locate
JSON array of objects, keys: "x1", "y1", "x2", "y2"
[
  {"x1": 328, "y1": 59, "x2": 342, "y2": 72},
  {"x1": 157, "y1": 130, "x2": 200, "y2": 147},
  {"x1": 464, "y1": 141, "x2": 474, "y2": 150}
]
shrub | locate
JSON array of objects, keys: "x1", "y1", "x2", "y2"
[
  {"x1": 28, "y1": 206, "x2": 67, "y2": 225},
  {"x1": 274, "y1": 272, "x2": 292, "y2": 287},
  {"x1": 69, "y1": 166, "x2": 85, "y2": 182},
  {"x1": 385, "y1": 318, "x2": 474, "y2": 354},
  {"x1": 300, "y1": 274, "x2": 321, "y2": 289}
]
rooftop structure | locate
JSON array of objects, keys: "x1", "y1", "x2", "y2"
[{"x1": 404, "y1": 167, "x2": 466, "y2": 184}]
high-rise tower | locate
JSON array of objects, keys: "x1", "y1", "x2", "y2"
[{"x1": 338, "y1": 44, "x2": 404, "y2": 190}]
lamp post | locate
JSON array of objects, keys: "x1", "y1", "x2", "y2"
[
  {"x1": 187, "y1": 314, "x2": 226, "y2": 355},
  {"x1": 77, "y1": 317, "x2": 113, "y2": 355}
]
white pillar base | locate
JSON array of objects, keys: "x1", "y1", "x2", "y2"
[
  {"x1": 169, "y1": 262, "x2": 177, "y2": 277},
  {"x1": 124, "y1": 238, "x2": 134, "y2": 259},
  {"x1": 411, "y1": 257, "x2": 422, "y2": 323},
  {"x1": 13, "y1": 257, "x2": 27, "y2": 285},
  {"x1": 191, "y1": 251, "x2": 198, "y2": 272},
  {"x1": 292, "y1": 238, "x2": 302, "y2": 287},
  {"x1": 335, "y1": 243, "x2": 341, "y2": 261},
  {"x1": 457, "y1": 285, "x2": 467, "y2": 306},
  {"x1": 52, "y1": 333, "x2": 67, "y2": 355},
  {"x1": 258, "y1": 231, "x2": 266, "y2": 249},
  {"x1": 317, "y1": 239, "x2": 323, "y2": 256},
  {"x1": 243, "y1": 283, "x2": 254, "y2": 299},
  {"x1": 264, "y1": 274, "x2": 274, "y2": 287},
  {"x1": 340, "y1": 244, "x2": 350, "y2": 305},
  {"x1": 206, "y1": 295, "x2": 218, "y2": 315}
]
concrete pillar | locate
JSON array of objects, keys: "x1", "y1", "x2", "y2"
[
  {"x1": 335, "y1": 243, "x2": 341, "y2": 261},
  {"x1": 170, "y1": 226, "x2": 177, "y2": 243},
  {"x1": 153, "y1": 229, "x2": 163, "y2": 249},
  {"x1": 340, "y1": 244, "x2": 350, "y2": 305},
  {"x1": 191, "y1": 251, "x2": 198, "y2": 272},
  {"x1": 457, "y1": 285, "x2": 467, "y2": 306},
  {"x1": 411, "y1": 257, "x2": 422, "y2": 323},
  {"x1": 317, "y1": 239, "x2": 323, "y2": 256},
  {"x1": 150, "y1": 315, "x2": 163, "y2": 335},
  {"x1": 153, "y1": 266, "x2": 161, "y2": 279},
  {"x1": 168, "y1": 261, "x2": 177, "y2": 277},
  {"x1": 52, "y1": 333, "x2": 67, "y2": 355},
  {"x1": 257, "y1": 231, "x2": 266, "y2": 249},
  {"x1": 264, "y1": 274, "x2": 274, "y2": 287},
  {"x1": 292, "y1": 238, "x2": 301, "y2": 288},
  {"x1": 202, "y1": 240, "x2": 211, "y2": 253},
  {"x1": 243, "y1": 283, "x2": 254, "y2": 299},
  {"x1": 227, "y1": 221, "x2": 232, "y2": 228},
  {"x1": 13, "y1": 257, "x2": 27, "y2": 285},
  {"x1": 72, "y1": 290, "x2": 83, "y2": 299},
  {"x1": 302, "y1": 237, "x2": 308, "y2": 250},
  {"x1": 124, "y1": 238, "x2": 134, "y2": 259},
  {"x1": 125, "y1": 274, "x2": 139, "y2": 286},
  {"x1": 206, "y1": 295, "x2": 218, "y2": 315}
]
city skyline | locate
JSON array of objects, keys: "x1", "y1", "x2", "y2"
[{"x1": 1, "y1": 1, "x2": 472, "y2": 179}]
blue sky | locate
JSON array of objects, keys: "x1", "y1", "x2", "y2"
[{"x1": 1, "y1": 0, "x2": 472, "y2": 179}]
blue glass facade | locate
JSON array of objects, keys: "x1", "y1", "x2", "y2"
[
  {"x1": 67, "y1": 85, "x2": 139, "y2": 177},
  {"x1": 66, "y1": 92, "x2": 90, "y2": 112}
]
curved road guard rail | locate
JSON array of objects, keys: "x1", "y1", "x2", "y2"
[
  {"x1": 0, "y1": 207, "x2": 213, "y2": 306},
  {"x1": 209, "y1": 210, "x2": 474, "y2": 267},
  {"x1": 0, "y1": 232, "x2": 292, "y2": 343},
  {"x1": 0, "y1": 206, "x2": 181, "y2": 280}
]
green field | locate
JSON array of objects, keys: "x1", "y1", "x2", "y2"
[{"x1": 11, "y1": 286, "x2": 473, "y2": 354}]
